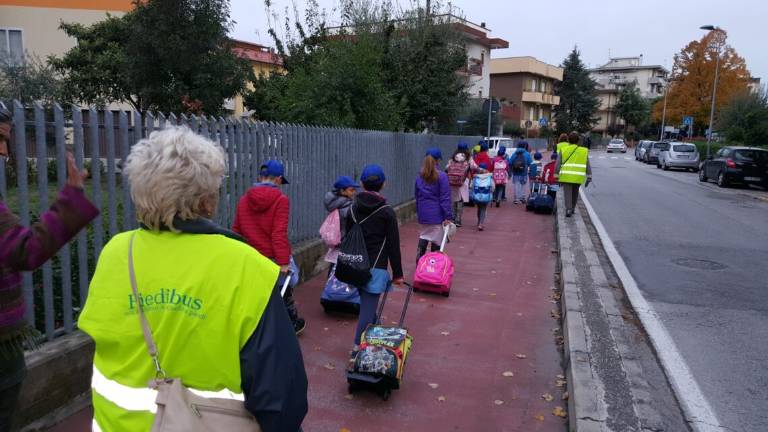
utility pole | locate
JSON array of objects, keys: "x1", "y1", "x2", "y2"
[
  {"x1": 700, "y1": 25, "x2": 724, "y2": 158},
  {"x1": 659, "y1": 81, "x2": 669, "y2": 141},
  {"x1": 486, "y1": 98, "x2": 493, "y2": 139}
]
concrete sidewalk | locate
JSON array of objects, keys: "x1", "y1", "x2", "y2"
[
  {"x1": 46, "y1": 191, "x2": 566, "y2": 432},
  {"x1": 299, "y1": 197, "x2": 566, "y2": 431}
]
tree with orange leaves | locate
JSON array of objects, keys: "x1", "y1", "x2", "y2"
[{"x1": 652, "y1": 30, "x2": 750, "y2": 136}]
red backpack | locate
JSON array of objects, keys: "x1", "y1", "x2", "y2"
[{"x1": 447, "y1": 161, "x2": 469, "y2": 186}]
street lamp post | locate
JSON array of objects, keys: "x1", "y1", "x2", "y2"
[
  {"x1": 659, "y1": 77, "x2": 669, "y2": 141},
  {"x1": 700, "y1": 25, "x2": 723, "y2": 158}
]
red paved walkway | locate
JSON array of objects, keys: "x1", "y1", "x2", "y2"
[{"x1": 48, "y1": 189, "x2": 566, "y2": 432}]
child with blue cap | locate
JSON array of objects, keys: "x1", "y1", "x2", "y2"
[
  {"x1": 323, "y1": 175, "x2": 360, "y2": 270},
  {"x1": 345, "y1": 165, "x2": 404, "y2": 366}
]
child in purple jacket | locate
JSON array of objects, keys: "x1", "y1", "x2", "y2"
[
  {"x1": 415, "y1": 148, "x2": 453, "y2": 262},
  {"x1": 0, "y1": 108, "x2": 98, "y2": 429}
]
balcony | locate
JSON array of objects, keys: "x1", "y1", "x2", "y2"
[{"x1": 521, "y1": 91, "x2": 560, "y2": 105}]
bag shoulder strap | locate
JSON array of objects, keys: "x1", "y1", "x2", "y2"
[
  {"x1": 128, "y1": 232, "x2": 166, "y2": 378},
  {"x1": 352, "y1": 203, "x2": 390, "y2": 225}
]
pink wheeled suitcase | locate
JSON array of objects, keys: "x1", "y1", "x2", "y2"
[{"x1": 413, "y1": 228, "x2": 454, "y2": 297}]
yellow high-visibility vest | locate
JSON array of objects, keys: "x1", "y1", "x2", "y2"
[
  {"x1": 558, "y1": 144, "x2": 589, "y2": 185},
  {"x1": 79, "y1": 229, "x2": 278, "y2": 432}
]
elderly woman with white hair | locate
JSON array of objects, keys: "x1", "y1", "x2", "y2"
[{"x1": 79, "y1": 127, "x2": 307, "y2": 432}]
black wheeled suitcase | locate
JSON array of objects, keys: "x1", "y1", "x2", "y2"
[{"x1": 347, "y1": 282, "x2": 414, "y2": 400}]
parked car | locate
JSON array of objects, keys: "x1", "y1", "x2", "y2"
[
  {"x1": 484, "y1": 136, "x2": 515, "y2": 158},
  {"x1": 644, "y1": 141, "x2": 669, "y2": 164},
  {"x1": 635, "y1": 140, "x2": 653, "y2": 161},
  {"x1": 659, "y1": 142, "x2": 700, "y2": 171},
  {"x1": 607, "y1": 138, "x2": 627, "y2": 153},
  {"x1": 699, "y1": 146, "x2": 768, "y2": 188}
]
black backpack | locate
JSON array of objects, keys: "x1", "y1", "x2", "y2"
[
  {"x1": 511, "y1": 151, "x2": 526, "y2": 174},
  {"x1": 334, "y1": 205, "x2": 388, "y2": 287}
]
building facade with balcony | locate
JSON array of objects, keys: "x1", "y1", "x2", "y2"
[
  {"x1": 449, "y1": 16, "x2": 508, "y2": 100},
  {"x1": 489, "y1": 56, "x2": 563, "y2": 133},
  {"x1": 588, "y1": 56, "x2": 668, "y2": 136}
]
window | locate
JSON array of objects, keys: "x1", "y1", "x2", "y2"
[
  {"x1": 673, "y1": 144, "x2": 696, "y2": 152},
  {"x1": 0, "y1": 28, "x2": 24, "y2": 65},
  {"x1": 540, "y1": 80, "x2": 546, "y2": 92},
  {"x1": 529, "y1": 106, "x2": 535, "y2": 120},
  {"x1": 531, "y1": 79, "x2": 537, "y2": 92}
]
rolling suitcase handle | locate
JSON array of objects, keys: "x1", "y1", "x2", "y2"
[
  {"x1": 375, "y1": 281, "x2": 415, "y2": 327},
  {"x1": 280, "y1": 270, "x2": 294, "y2": 297},
  {"x1": 439, "y1": 225, "x2": 450, "y2": 253}
]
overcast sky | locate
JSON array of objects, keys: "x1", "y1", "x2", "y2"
[{"x1": 229, "y1": 0, "x2": 767, "y2": 81}]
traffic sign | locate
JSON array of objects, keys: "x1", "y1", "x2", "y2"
[
  {"x1": 539, "y1": 117, "x2": 548, "y2": 127},
  {"x1": 482, "y1": 99, "x2": 501, "y2": 113},
  {"x1": 525, "y1": 120, "x2": 533, "y2": 128},
  {"x1": 683, "y1": 116, "x2": 693, "y2": 126}
]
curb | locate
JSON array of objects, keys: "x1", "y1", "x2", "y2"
[{"x1": 555, "y1": 194, "x2": 607, "y2": 432}]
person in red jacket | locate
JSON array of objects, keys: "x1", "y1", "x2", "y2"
[
  {"x1": 233, "y1": 160, "x2": 305, "y2": 335},
  {"x1": 473, "y1": 141, "x2": 492, "y2": 179},
  {"x1": 541, "y1": 152, "x2": 559, "y2": 199}
]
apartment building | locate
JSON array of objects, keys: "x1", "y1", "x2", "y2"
[
  {"x1": 0, "y1": 0, "x2": 132, "y2": 64},
  {"x1": 448, "y1": 16, "x2": 508, "y2": 100},
  {"x1": 588, "y1": 56, "x2": 668, "y2": 136},
  {"x1": 489, "y1": 56, "x2": 563, "y2": 132},
  {"x1": 226, "y1": 39, "x2": 285, "y2": 117}
]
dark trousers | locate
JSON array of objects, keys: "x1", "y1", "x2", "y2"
[
  {"x1": 276, "y1": 273, "x2": 300, "y2": 323},
  {"x1": 562, "y1": 183, "x2": 580, "y2": 211},
  {"x1": 452, "y1": 200, "x2": 464, "y2": 225},
  {"x1": 416, "y1": 238, "x2": 441, "y2": 263},
  {"x1": 493, "y1": 185, "x2": 505, "y2": 203},
  {"x1": 354, "y1": 290, "x2": 381, "y2": 345},
  {"x1": 0, "y1": 350, "x2": 25, "y2": 432},
  {"x1": 476, "y1": 203, "x2": 488, "y2": 225}
]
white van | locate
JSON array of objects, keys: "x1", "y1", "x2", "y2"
[{"x1": 483, "y1": 136, "x2": 515, "y2": 158}]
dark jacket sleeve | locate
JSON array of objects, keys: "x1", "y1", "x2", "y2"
[
  {"x1": 0, "y1": 185, "x2": 98, "y2": 271},
  {"x1": 240, "y1": 289, "x2": 308, "y2": 432},
  {"x1": 385, "y1": 208, "x2": 403, "y2": 279}
]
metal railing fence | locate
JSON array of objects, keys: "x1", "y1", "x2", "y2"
[{"x1": 0, "y1": 100, "x2": 481, "y2": 341}]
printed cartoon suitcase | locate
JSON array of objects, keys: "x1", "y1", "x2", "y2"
[{"x1": 347, "y1": 282, "x2": 414, "y2": 400}]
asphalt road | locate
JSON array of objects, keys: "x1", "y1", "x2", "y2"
[{"x1": 583, "y1": 150, "x2": 768, "y2": 432}]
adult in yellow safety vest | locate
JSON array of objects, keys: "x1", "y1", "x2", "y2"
[
  {"x1": 555, "y1": 133, "x2": 570, "y2": 156},
  {"x1": 79, "y1": 127, "x2": 308, "y2": 432},
  {"x1": 554, "y1": 131, "x2": 592, "y2": 217}
]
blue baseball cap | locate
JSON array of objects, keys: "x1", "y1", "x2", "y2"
[
  {"x1": 534, "y1": 151, "x2": 543, "y2": 160},
  {"x1": 458, "y1": 142, "x2": 469, "y2": 150},
  {"x1": 361, "y1": 164, "x2": 386, "y2": 185},
  {"x1": 498, "y1": 145, "x2": 506, "y2": 156},
  {"x1": 425, "y1": 147, "x2": 442, "y2": 160},
  {"x1": 478, "y1": 163, "x2": 488, "y2": 170},
  {"x1": 480, "y1": 142, "x2": 489, "y2": 151},
  {"x1": 260, "y1": 160, "x2": 289, "y2": 184},
  {"x1": 333, "y1": 175, "x2": 360, "y2": 190}
]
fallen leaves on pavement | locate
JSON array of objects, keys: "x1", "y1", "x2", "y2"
[
  {"x1": 428, "y1": 383, "x2": 439, "y2": 389},
  {"x1": 502, "y1": 371, "x2": 514, "y2": 377},
  {"x1": 552, "y1": 406, "x2": 567, "y2": 418},
  {"x1": 556, "y1": 379, "x2": 567, "y2": 388},
  {"x1": 344, "y1": 394, "x2": 354, "y2": 400},
  {"x1": 493, "y1": 400, "x2": 504, "y2": 405},
  {"x1": 534, "y1": 414, "x2": 545, "y2": 421},
  {"x1": 515, "y1": 353, "x2": 527, "y2": 359},
  {"x1": 323, "y1": 363, "x2": 336, "y2": 370},
  {"x1": 437, "y1": 396, "x2": 446, "y2": 402},
  {"x1": 562, "y1": 391, "x2": 569, "y2": 400},
  {"x1": 440, "y1": 331, "x2": 450, "y2": 336},
  {"x1": 542, "y1": 393, "x2": 554, "y2": 402}
]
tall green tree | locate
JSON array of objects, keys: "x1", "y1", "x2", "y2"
[
  {"x1": 554, "y1": 47, "x2": 600, "y2": 133},
  {"x1": 615, "y1": 81, "x2": 650, "y2": 133},
  {"x1": 51, "y1": 0, "x2": 252, "y2": 114},
  {"x1": 246, "y1": 0, "x2": 468, "y2": 131},
  {"x1": 717, "y1": 88, "x2": 768, "y2": 145}
]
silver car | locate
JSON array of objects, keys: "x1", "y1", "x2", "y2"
[
  {"x1": 659, "y1": 142, "x2": 700, "y2": 171},
  {"x1": 607, "y1": 138, "x2": 627, "y2": 153},
  {"x1": 635, "y1": 140, "x2": 653, "y2": 161}
]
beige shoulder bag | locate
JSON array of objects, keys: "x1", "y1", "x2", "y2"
[{"x1": 128, "y1": 234, "x2": 262, "y2": 432}]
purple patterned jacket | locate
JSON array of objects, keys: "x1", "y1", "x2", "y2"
[{"x1": 0, "y1": 185, "x2": 98, "y2": 352}]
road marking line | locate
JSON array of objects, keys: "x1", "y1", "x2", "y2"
[
  {"x1": 599, "y1": 156, "x2": 606, "y2": 159},
  {"x1": 580, "y1": 189, "x2": 725, "y2": 432},
  {"x1": 624, "y1": 157, "x2": 631, "y2": 160},
  {"x1": 610, "y1": 156, "x2": 618, "y2": 159}
]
